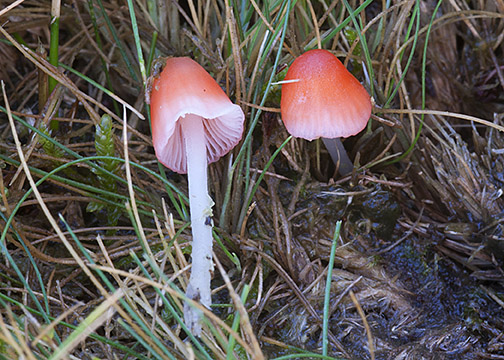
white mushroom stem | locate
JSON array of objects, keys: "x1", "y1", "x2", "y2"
[
  {"x1": 181, "y1": 113, "x2": 214, "y2": 335},
  {"x1": 322, "y1": 137, "x2": 354, "y2": 176}
]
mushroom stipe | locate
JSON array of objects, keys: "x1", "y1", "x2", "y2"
[
  {"x1": 280, "y1": 49, "x2": 372, "y2": 175},
  {"x1": 148, "y1": 57, "x2": 244, "y2": 335}
]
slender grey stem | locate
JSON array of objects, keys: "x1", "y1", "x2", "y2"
[{"x1": 322, "y1": 137, "x2": 354, "y2": 176}]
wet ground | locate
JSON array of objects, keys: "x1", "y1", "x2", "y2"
[{"x1": 249, "y1": 180, "x2": 504, "y2": 359}]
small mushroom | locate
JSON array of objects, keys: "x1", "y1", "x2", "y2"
[
  {"x1": 280, "y1": 49, "x2": 372, "y2": 175},
  {"x1": 148, "y1": 57, "x2": 244, "y2": 335}
]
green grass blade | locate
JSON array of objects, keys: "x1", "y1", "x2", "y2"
[
  {"x1": 59, "y1": 215, "x2": 180, "y2": 359},
  {"x1": 131, "y1": 251, "x2": 212, "y2": 359},
  {"x1": 387, "y1": 0, "x2": 442, "y2": 164},
  {"x1": 92, "y1": 0, "x2": 138, "y2": 82},
  {"x1": 126, "y1": 0, "x2": 147, "y2": 86},
  {"x1": 226, "y1": 284, "x2": 250, "y2": 360},
  {"x1": 342, "y1": 0, "x2": 375, "y2": 96},
  {"x1": 0, "y1": 292, "x2": 149, "y2": 359},
  {"x1": 237, "y1": 136, "x2": 292, "y2": 228},
  {"x1": 86, "y1": 0, "x2": 121, "y2": 115},
  {"x1": 384, "y1": 2, "x2": 420, "y2": 107},
  {"x1": 322, "y1": 221, "x2": 342, "y2": 356},
  {"x1": 220, "y1": 0, "x2": 292, "y2": 226},
  {"x1": 308, "y1": 0, "x2": 373, "y2": 50},
  {"x1": 49, "y1": 0, "x2": 60, "y2": 94}
]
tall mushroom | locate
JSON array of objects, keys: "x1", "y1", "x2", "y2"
[
  {"x1": 148, "y1": 57, "x2": 244, "y2": 334},
  {"x1": 280, "y1": 49, "x2": 372, "y2": 175}
]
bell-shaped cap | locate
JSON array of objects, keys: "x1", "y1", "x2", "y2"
[
  {"x1": 149, "y1": 57, "x2": 244, "y2": 173},
  {"x1": 280, "y1": 49, "x2": 371, "y2": 141}
]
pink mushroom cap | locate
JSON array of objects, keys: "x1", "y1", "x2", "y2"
[
  {"x1": 280, "y1": 49, "x2": 372, "y2": 141},
  {"x1": 149, "y1": 57, "x2": 244, "y2": 174}
]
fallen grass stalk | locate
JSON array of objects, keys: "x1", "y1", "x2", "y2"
[
  {"x1": 0, "y1": 27, "x2": 144, "y2": 122},
  {"x1": 244, "y1": 243, "x2": 347, "y2": 355},
  {"x1": 130, "y1": 251, "x2": 259, "y2": 358},
  {"x1": 0, "y1": 0, "x2": 25, "y2": 17},
  {"x1": 122, "y1": 106, "x2": 152, "y2": 260},
  {"x1": 31, "y1": 301, "x2": 83, "y2": 350},
  {"x1": 0, "y1": 308, "x2": 36, "y2": 360},
  {"x1": 48, "y1": 290, "x2": 122, "y2": 360},
  {"x1": 226, "y1": 284, "x2": 250, "y2": 360},
  {"x1": 349, "y1": 290, "x2": 375, "y2": 360},
  {"x1": 2, "y1": 80, "x2": 69, "y2": 331},
  {"x1": 62, "y1": 217, "x2": 177, "y2": 358},
  {"x1": 0, "y1": 155, "x2": 179, "y2": 263},
  {"x1": 93, "y1": 0, "x2": 138, "y2": 82},
  {"x1": 380, "y1": 108, "x2": 504, "y2": 132},
  {"x1": 214, "y1": 255, "x2": 264, "y2": 359},
  {"x1": 219, "y1": 0, "x2": 291, "y2": 227}
]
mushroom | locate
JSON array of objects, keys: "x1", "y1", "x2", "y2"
[
  {"x1": 280, "y1": 49, "x2": 372, "y2": 175},
  {"x1": 148, "y1": 57, "x2": 244, "y2": 334}
]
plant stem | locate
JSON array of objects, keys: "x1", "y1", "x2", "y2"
[
  {"x1": 49, "y1": 0, "x2": 60, "y2": 130},
  {"x1": 49, "y1": 0, "x2": 60, "y2": 93}
]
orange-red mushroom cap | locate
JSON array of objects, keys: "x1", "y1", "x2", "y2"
[
  {"x1": 149, "y1": 57, "x2": 244, "y2": 174},
  {"x1": 280, "y1": 49, "x2": 371, "y2": 141}
]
